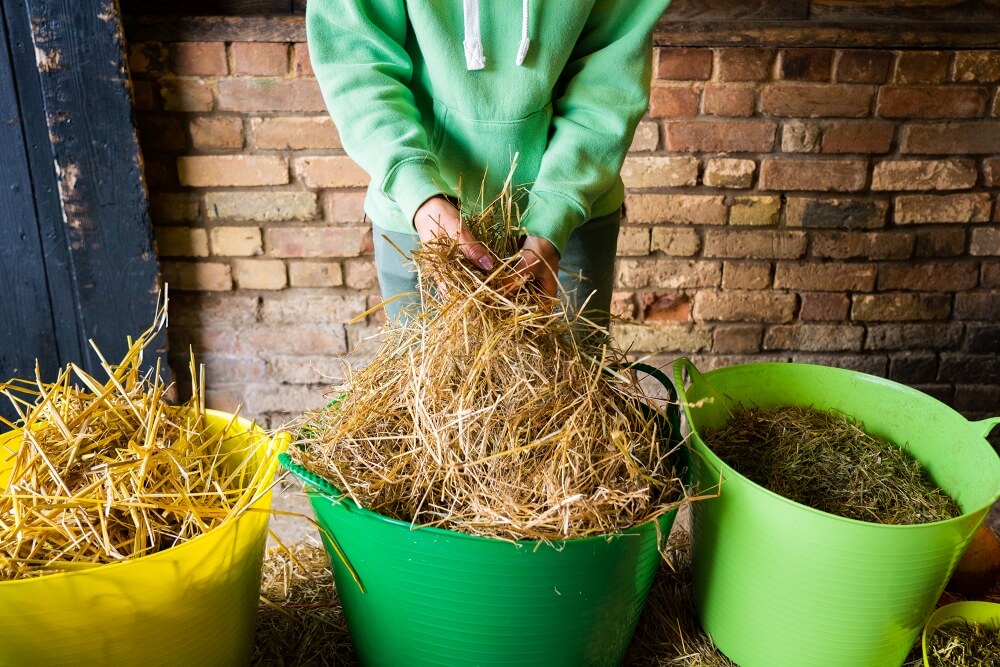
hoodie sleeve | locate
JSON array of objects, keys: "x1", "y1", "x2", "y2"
[
  {"x1": 306, "y1": 0, "x2": 444, "y2": 226},
  {"x1": 520, "y1": 1, "x2": 670, "y2": 255}
]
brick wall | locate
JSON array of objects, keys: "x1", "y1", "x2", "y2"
[{"x1": 127, "y1": 33, "x2": 1000, "y2": 428}]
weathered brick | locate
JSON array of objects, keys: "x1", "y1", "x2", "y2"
[
  {"x1": 811, "y1": 231, "x2": 913, "y2": 260},
  {"x1": 871, "y1": 158, "x2": 977, "y2": 191},
  {"x1": 155, "y1": 227, "x2": 209, "y2": 257},
  {"x1": 953, "y1": 51, "x2": 1000, "y2": 83},
  {"x1": 877, "y1": 262, "x2": 979, "y2": 292},
  {"x1": 715, "y1": 48, "x2": 773, "y2": 82},
  {"x1": 971, "y1": 228, "x2": 1000, "y2": 256},
  {"x1": 620, "y1": 156, "x2": 698, "y2": 188},
  {"x1": 953, "y1": 383, "x2": 1000, "y2": 413},
  {"x1": 170, "y1": 43, "x2": 227, "y2": 76},
  {"x1": 902, "y1": 122, "x2": 1000, "y2": 154},
  {"x1": 323, "y1": 191, "x2": 367, "y2": 223},
  {"x1": 204, "y1": 388, "x2": 241, "y2": 414},
  {"x1": 168, "y1": 293, "x2": 261, "y2": 327},
  {"x1": 994, "y1": 89, "x2": 1000, "y2": 117},
  {"x1": 128, "y1": 42, "x2": 165, "y2": 75},
  {"x1": 955, "y1": 291, "x2": 1000, "y2": 319},
  {"x1": 777, "y1": 49, "x2": 833, "y2": 82},
  {"x1": 189, "y1": 116, "x2": 244, "y2": 149},
  {"x1": 877, "y1": 86, "x2": 988, "y2": 119},
  {"x1": 760, "y1": 84, "x2": 873, "y2": 117},
  {"x1": 774, "y1": 262, "x2": 875, "y2": 291},
  {"x1": 267, "y1": 226, "x2": 372, "y2": 258},
  {"x1": 231, "y1": 42, "x2": 288, "y2": 76},
  {"x1": 894, "y1": 193, "x2": 992, "y2": 224},
  {"x1": 143, "y1": 156, "x2": 180, "y2": 189},
  {"x1": 786, "y1": 197, "x2": 888, "y2": 229},
  {"x1": 615, "y1": 259, "x2": 721, "y2": 289},
  {"x1": 252, "y1": 116, "x2": 341, "y2": 150},
  {"x1": 649, "y1": 85, "x2": 702, "y2": 117},
  {"x1": 800, "y1": 292, "x2": 850, "y2": 321},
  {"x1": 758, "y1": 158, "x2": 867, "y2": 192},
  {"x1": 150, "y1": 192, "x2": 200, "y2": 224},
  {"x1": 233, "y1": 259, "x2": 287, "y2": 290},
  {"x1": 657, "y1": 48, "x2": 713, "y2": 80},
  {"x1": 966, "y1": 323, "x2": 1000, "y2": 354},
  {"x1": 851, "y1": 293, "x2": 951, "y2": 321},
  {"x1": 703, "y1": 158, "x2": 755, "y2": 188},
  {"x1": 288, "y1": 261, "x2": 344, "y2": 287},
  {"x1": 703, "y1": 230, "x2": 807, "y2": 259},
  {"x1": 694, "y1": 290, "x2": 797, "y2": 323},
  {"x1": 343, "y1": 259, "x2": 378, "y2": 289},
  {"x1": 617, "y1": 227, "x2": 651, "y2": 256},
  {"x1": 888, "y1": 352, "x2": 939, "y2": 384},
  {"x1": 650, "y1": 228, "x2": 701, "y2": 256},
  {"x1": 210, "y1": 227, "x2": 263, "y2": 256},
  {"x1": 206, "y1": 191, "x2": 317, "y2": 221},
  {"x1": 938, "y1": 354, "x2": 1000, "y2": 385},
  {"x1": 160, "y1": 78, "x2": 214, "y2": 112},
  {"x1": 217, "y1": 78, "x2": 326, "y2": 112},
  {"x1": 834, "y1": 50, "x2": 892, "y2": 84},
  {"x1": 136, "y1": 115, "x2": 186, "y2": 151},
  {"x1": 984, "y1": 158, "x2": 1000, "y2": 187},
  {"x1": 178, "y1": 155, "x2": 288, "y2": 187},
  {"x1": 611, "y1": 323, "x2": 711, "y2": 353},
  {"x1": 292, "y1": 43, "x2": 313, "y2": 76},
  {"x1": 780, "y1": 120, "x2": 821, "y2": 153},
  {"x1": 982, "y1": 262, "x2": 1000, "y2": 287},
  {"x1": 729, "y1": 196, "x2": 781, "y2": 226},
  {"x1": 893, "y1": 52, "x2": 950, "y2": 84},
  {"x1": 267, "y1": 354, "x2": 346, "y2": 384},
  {"x1": 764, "y1": 324, "x2": 863, "y2": 351},
  {"x1": 611, "y1": 292, "x2": 637, "y2": 320},
  {"x1": 665, "y1": 120, "x2": 776, "y2": 153},
  {"x1": 712, "y1": 324, "x2": 763, "y2": 353},
  {"x1": 915, "y1": 229, "x2": 967, "y2": 258},
  {"x1": 196, "y1": 354, "x2": 268, "y2": 384},
  {"x1": 296, "y1": 156, "x2": 370, "y2": 188},
  {"x1": 624, "y1": 194, "x2": 727, "y2": 225},
  {"x1": 161, "y1": 261, "x2": 232, "y2": 291},
  {"x1": 642, "y1": 293, "x2": 691, "y2": 322},
  {"x1": 721, "y1": 261, "x2": 771, "y2": 289},
  {"x1": 239, "y1": 324, "x2": 346, "y2": 356},
  {"x1": 791, "y1": 353, "x2": 888, "y2": 376},
  {"x1": 629, "y1": 121, "x2": 659, "y2": 152},
  {"x1": 702, "y1": 84, "x2": 755, "y2": 117},
  {"x1": 259, "y1": 292, "x2": 369, "y2": 323},
  {"x1": 132, "y1": 80, "x2": 156, "y2": 111},
  {"x1": 822, "y1": 120, "x2": 895, "y2": 154},
  {"x1": 870, "y1": 319, "x2": 963, "y2": 350}
]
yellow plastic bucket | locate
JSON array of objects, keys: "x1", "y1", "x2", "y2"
[{"x1": 0, "y1": 410, "x2": 281, "y2": 667}]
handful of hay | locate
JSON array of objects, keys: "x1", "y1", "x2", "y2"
[
  {"x1": 705, "y1": 404, "x2": 960, "y2": 525},
  {"x1": 0, "y1": 302, "x2": 273, "y2": 580},
  {"x1": 291, "y1": 187, "x2": 682, "y2": 541}
]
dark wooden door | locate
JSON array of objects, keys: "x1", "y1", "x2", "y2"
[{"x1": 0, "y1": 0, "x2": 162, "y2": 429}]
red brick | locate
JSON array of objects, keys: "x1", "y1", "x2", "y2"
[
  {"x1": 292, "y1": 43, "x2": 313, "y2": 76},
  {"x1": 822, "y1": 120, "x2": 895, "y2": 154},
  {"x1": 694, "y1": 290, "x2": 797, "y2": 323},
  {"x1": 760, "y1": 84, "x2": 873, "y2": 117},
  {"x1": 800, "y1": 292, "x2": 850, "y2": 321},
  {"x1": 160, "y1": 78, "x2": 214, "y2": 112},
  {"x1": 267, "y1": 226, "x2": 372, "y2": 258},
  {"x1": 758, "y1": 158, "x2": 867, "y2": 192},
  {"x1": 721, "y1": 261, "x2": 771, "y2": 290},
  {"x1": 615, "y1": 259, "x2": 721, "y2": 289},
  {"x1": 170, "y1": 42, "x2": 227, "y2": 76},
  {"x1": 624, "y1": 194, "x2": 726, "y2": 225},
  {"x1": 893, "y1": 52, "x2": 950, "y2": 84},
  {"x1": 851, "y1": 293, "x2": 951, "y2": 321},
  {"x1": 189, "y1": 116, "x2": 244, "y2": 149},
  {"x1": 136, "y1": 115, "x2": 186, "y2": 151},
  {"x1": 642, "y1": 293, "x2": 691, "y2": 322},
  {"x1": 914, "y1": 229, "x2": 967, "y2": 258},
  {"x1": 702, "y1": 84, "x2": 755, "y2": 116},
  {"x1": 664, "y1": 120, "x2": 776, "y2": 153},
  {"x1": 877, "y1": 86, "x2": 988, "y2": 119},
  {"x1": 777, "y1": 49, "x2": 833, "y2": 82},
  {"x1": 657, "y1": 48, "x2": 713, "y2": 80},
  {"x1": 764, "y1": 324, "x2": 863, "y2": 351},
  {"x1": 252, "y1": 116, "x2": 340, "y2": 150},
  {"x1": 834, "y1": 50, "x2": 892, "y2": 84},
  {"x1": 231, "y1": 43, "x2": 288, "y2": 76},
  {"x1": 984, "y1": 158, "x2": 1000, "y2": 187},
  {"x1": 811, "y1": 231, "x2": 913, "y2": 260},
  {"x1": 902, "y1": 122, "x2": 1000, "y2": 154},
  {"x1": 712, "y1": 324, "x2": 763, "y2": 353},
  {"x1": 649, "y1": 85, "x2": 701, "y2": 118},
  {"x1": 877, "y1": 262, "x2": 979, "y2": 292},
  {"x1": 703, "y1": 230, "x2": 807, "y2": 259},
  {"x1": 217, "y1": 78, "x2": 326, "y2": 112},
  {"x1": 952, "y1": 51, "x2": 1000, "y2": 83},
  {"x1": 871, "y1": 158, "x2": 977, "y2": 191},
  {"x1": 177, "y1": 155, "x2": 288, "y2": 187},
  {"x1": 955, "y1": 291, "x2": 1000, "y2": 320},
  {"x1": 785, "y1": 197, "x2": 888, "y2": 229},
  {"x1": 981, "y1": 262, "x2": 1000, "y2": 288},
  {"x1": 774, "y1": 262, "x2": 875, "y2": 291},
  {"x1": 715, "y1": 48, "x2": 773, "y2": 82},
  {"x1": 322, "y1": 191, "x2": 367, "y2": 223},
  {"x1": 894, "y1": 193, "x2": 992, "y2": 224}
]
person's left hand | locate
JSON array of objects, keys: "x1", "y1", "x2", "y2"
[{"x1": 512, "y1": 235, "x2": 560, "y2": 298}]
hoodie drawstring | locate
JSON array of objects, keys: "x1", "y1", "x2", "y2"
[{"x1": 462, "y1": 0, "x2": 531, "y2": 71}]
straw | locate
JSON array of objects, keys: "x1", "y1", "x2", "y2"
[
  {"x1": 704, "y1": 404, "x2": 960, "y2": 525},
  {"x1": 926, "y1": 621, "x2": 1000, "y2": 666},
  {"x1": 291, "y1": 176, "x2": 682, "y2": 541}
]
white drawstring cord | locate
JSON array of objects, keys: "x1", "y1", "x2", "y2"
[
  {"x1": 516, "y1": 0, "x2": 531, "y2": 66},
  {"x1": 463, "y1": 0, "x2": 485, "y2": 70}
]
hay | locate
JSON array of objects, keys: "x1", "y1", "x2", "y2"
[
  {"x1": 926, "y1": 621, "x2": 1000, "y2": 666},
  {"x1": 0, "y1": 298, "x2": 273, "y2": 579},
  {"x1": 290, "y1": 183, "x2": 682, "y2": 541},
  {"x1": 705, "y1": 404, "x2": 960, "y2": 525}
]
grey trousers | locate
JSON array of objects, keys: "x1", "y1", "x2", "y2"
[{"x1": 372, "y1": 208, "x2": 622, "y2": 328}]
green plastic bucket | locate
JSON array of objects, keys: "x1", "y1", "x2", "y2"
[
  {"x1": 672, "y1": 359, "x2": 1000, "y2": 667},
  {"x1": 281, "y1": 364, "x2": 682, "y2": 666}
]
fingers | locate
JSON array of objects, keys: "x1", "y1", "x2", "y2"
[
  {"x1": 458, "y1": 227, "x2": 495, "y2": 271},
  {"x1": 413, "y1": 196, "x2": 494, "y2": 271},
  {"x1": 512, "y1": 236, "x2": 560, "y2": 298}
]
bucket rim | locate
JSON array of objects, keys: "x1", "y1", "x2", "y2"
[
  {"x1": 922, "y1": 601, "x2": 1000, "y2": 666},
  {"x1": 0, "y1": 409, "x2": 281, "y2": 587},
  {"x1": 674, "y1": 359, "x2": 1000, "y2": 531}
]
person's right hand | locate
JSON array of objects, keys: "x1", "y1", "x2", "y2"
[{"x1": 413, "y1": 196, "x2": 494, "y2": 271}]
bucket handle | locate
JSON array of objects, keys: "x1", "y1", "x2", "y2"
[
  {"x1": 970, "y1": 416, "x2": 1000, "y2": 439},
  {"x1": 620, "y1": 361, "x2": 681, "y2": 441}
]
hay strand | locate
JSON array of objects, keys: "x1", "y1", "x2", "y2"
[{"x1": 926, "y1": 621, "x2": 1000, "y2": 666}]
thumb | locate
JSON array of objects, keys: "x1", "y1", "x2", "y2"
[{"x1": 458, "y1": 226, "x2": 495, "y2": 271}]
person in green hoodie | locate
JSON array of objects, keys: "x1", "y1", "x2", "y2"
[{"x1": 307, "y1": 0, "x2": 670, "y2": 324}]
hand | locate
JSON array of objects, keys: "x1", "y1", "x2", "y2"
[
  {"x1": 413, "y1": 196, "x2": 494, "y2": 271},
  {"x1": 512, "y1": 235, "x2": 560, "y2": 298}
]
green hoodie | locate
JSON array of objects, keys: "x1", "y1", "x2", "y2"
[{"x1": 307, "y1": 0, "x2": 670, "y2": 254}]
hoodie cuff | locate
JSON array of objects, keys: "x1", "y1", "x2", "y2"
[
  {"x1": 382, "y1": 156, "x2": 446, "y2": 228},
  {"x1": 520, "y1": 190, "x2": 588, "y2": 256}
]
